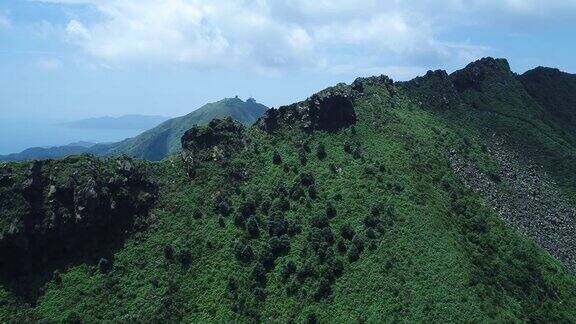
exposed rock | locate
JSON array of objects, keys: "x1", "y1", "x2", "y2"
[
  {"x1": 352, "y1": 75, "x2": 395, "y2": 95},
  {"x1": 257, "y1": 84, "x2": 356, "y2": 133},
  {"x1": 181, "y1": 117, "x2": 247, "y2": 174},
  {"x1": 450, "y1": 57, "x2": 512, "y2": 93},
  {"x1": 21, "y1": 161, "x2": 45, "y2": 195},
  {"x1": 0, "y1": 156, "x2": 157, "y2": 279}
]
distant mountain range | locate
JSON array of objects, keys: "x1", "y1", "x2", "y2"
[
  {"x1": 90, "y1": 97, "x2": 269, "y2": 161},
  {"x1": 0, "y1": 141, "x2": 95, "y2": 162},
  {"x1": 60, "y1": 114, "x2": 171, "y2": 130},
  {"x1": 0, "y1": 97, "x2": 268, "y2": 162}
]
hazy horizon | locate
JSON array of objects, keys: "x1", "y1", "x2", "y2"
[{"x1": 0, "y1": 116, "x2": 161, "y2": 155}]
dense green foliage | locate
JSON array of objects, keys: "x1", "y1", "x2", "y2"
[
  {"x1": 520, "y1": 67, "x2": 576, "y2": 145},
  {"x1": 90, "y1": 97, "x2": 268, "y2": 161},
  {"x1": 1, "y1": 58, "x2": 576, "y2": 322}
]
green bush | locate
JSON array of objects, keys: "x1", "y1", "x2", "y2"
[
  {"x1": 340, "y1": 223, "x2": 355, "y2": 240},
  {"x1": 325, "y1": 202, "x2": 337, "y2": 219},
  {"x1": 272, "y1": 150, "x2": 282, "y2": 165},
  {"x1": 316, "y1": 143, "x2": 327, "y2": 160},
  {"x1": 348, "y1": 244, "x2": 360, "y2": 262},
  {"x1": 246, "y1": 216, "x2": 259, "y2": 238},
  {"x1": 163, "y1": 245, "x2": 174, "y2": 261},
  {"x1": 234, "y1": 241, "x2": 254, "y2": 262}
]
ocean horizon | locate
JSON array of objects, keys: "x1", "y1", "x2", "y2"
[{"x1": 0, "y1": 117, "x2": 147, "y2": 155}]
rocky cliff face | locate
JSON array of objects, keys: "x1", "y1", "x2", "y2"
[
  {"x1": 257, "y1": 84, "x2": 356, "y2": 133},
  {"x1": 0, "y1": 156, "x2": 157, "y2": 289}
]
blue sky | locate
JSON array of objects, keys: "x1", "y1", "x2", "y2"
[{"x1": 1, "y1": 0, "x2": 576, "y2": 122}]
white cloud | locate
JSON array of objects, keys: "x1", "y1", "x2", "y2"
[
  {"x1": 66, "y1": 19, "x2": 90, "y2": 40},
  {"x1": 35, "y1": 58, "x2": 62, "y2": 71},
  {"x1": 0, "y1": 14, "x2": 11, "y2": 30},
  {"x1": 32, "y1": 0, "x2": 576, "y2": 76}
]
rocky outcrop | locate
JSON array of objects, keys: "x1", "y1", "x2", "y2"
[
  {"x1": 257, "y1": 84, "x2": 356, "y2": 133},
  {"x1": 0, "y1": 156, "x2": 157, "y2": 279},
  {"x1": 181, "y1": 117, "x2": 247, "y2": 174},
  {"x1": 351, "y1": 75, "x2": 395, "y2": 95},
  {"x1": 451, "y1": 57, "x2": 513, "y2": 93}
]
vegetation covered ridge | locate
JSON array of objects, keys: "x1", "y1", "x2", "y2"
[{"x1": 1, "y1": 57, "x2": 576, "y2": 322}]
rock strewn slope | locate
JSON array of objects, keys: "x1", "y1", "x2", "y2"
[
  {"x1": 403, "y1": 57, "x2": 576, "y2": 273},
  {"x1": 449, "y1": 135, "x2": 576, "y2": 273}
]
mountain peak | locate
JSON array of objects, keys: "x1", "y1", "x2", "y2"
[
  {"x1": 87, "y1": 97, "x2": 269, "y2": 161},
  {"x1": 450, "y1": 57, "x2": 512, "y2": 92},
  {"x1": 401, "y1": 69, "x2": 459, "y2": 110},
  {"x1": 523, "y1": 66, "x2": 565, "y2": 78},
  {"x1": 218, "y1": 97, "x2": 244, "y2": 104}
]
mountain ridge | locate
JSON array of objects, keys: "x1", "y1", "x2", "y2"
[
  {"x1": 1, "y1": 58, "x2": 576, "y2": 322},
  {"x1": 89, "y1": 97, "x2": 268, "y2": 161}
]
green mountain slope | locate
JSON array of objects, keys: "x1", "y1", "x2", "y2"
[
  {"x1": 0, "y1": 144, "x2": 90, "y2": 162},
  {"x1": 520, "y1": 67, "x2": 576, "y2": 144},
  {"x1": 90, "y1": 97, "x2": 268, "y2": 161},
  {"x1": 1, "y1": 59, "x2": 576, "y2": 322},
  {"x1": 403, "y1": 58, "x2": 576, "y2": 274}
]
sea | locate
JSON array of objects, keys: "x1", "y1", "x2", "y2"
[{"x1": 0, "y1": 117, "x2": 145, "y2": 155}]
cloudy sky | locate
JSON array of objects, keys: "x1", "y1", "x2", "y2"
[{"x1": 1, "y1": 0, "x2": 576, "y2": 120}]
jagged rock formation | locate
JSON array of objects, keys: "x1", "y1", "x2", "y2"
[
  {"x1": 351, "y1": 75, "x2": 395, "y2": 94},
  {"x1": 257, "y1": 84, "x2": 356, "y2": 133},
  {"x1": 450, "y1": 58, "x2": 513, "y2": 93},
  {"x1": 181, "y1": 117, "x2": 247, "y2": 175},
  {"x1": 0, "y1": 156, "x2": 157, "y2": 282}
]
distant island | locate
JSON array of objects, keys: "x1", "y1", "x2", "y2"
[{"x1": 60, "y1": 114, "x2": 171, "y2": 130}]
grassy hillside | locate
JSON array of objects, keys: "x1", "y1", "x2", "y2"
[
  {"x1": 1, "y1": 59, "x2": 576, "y2": 322},
  {"x1": 90, "y1": 97, "x2": 268, "y2": 161}
]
